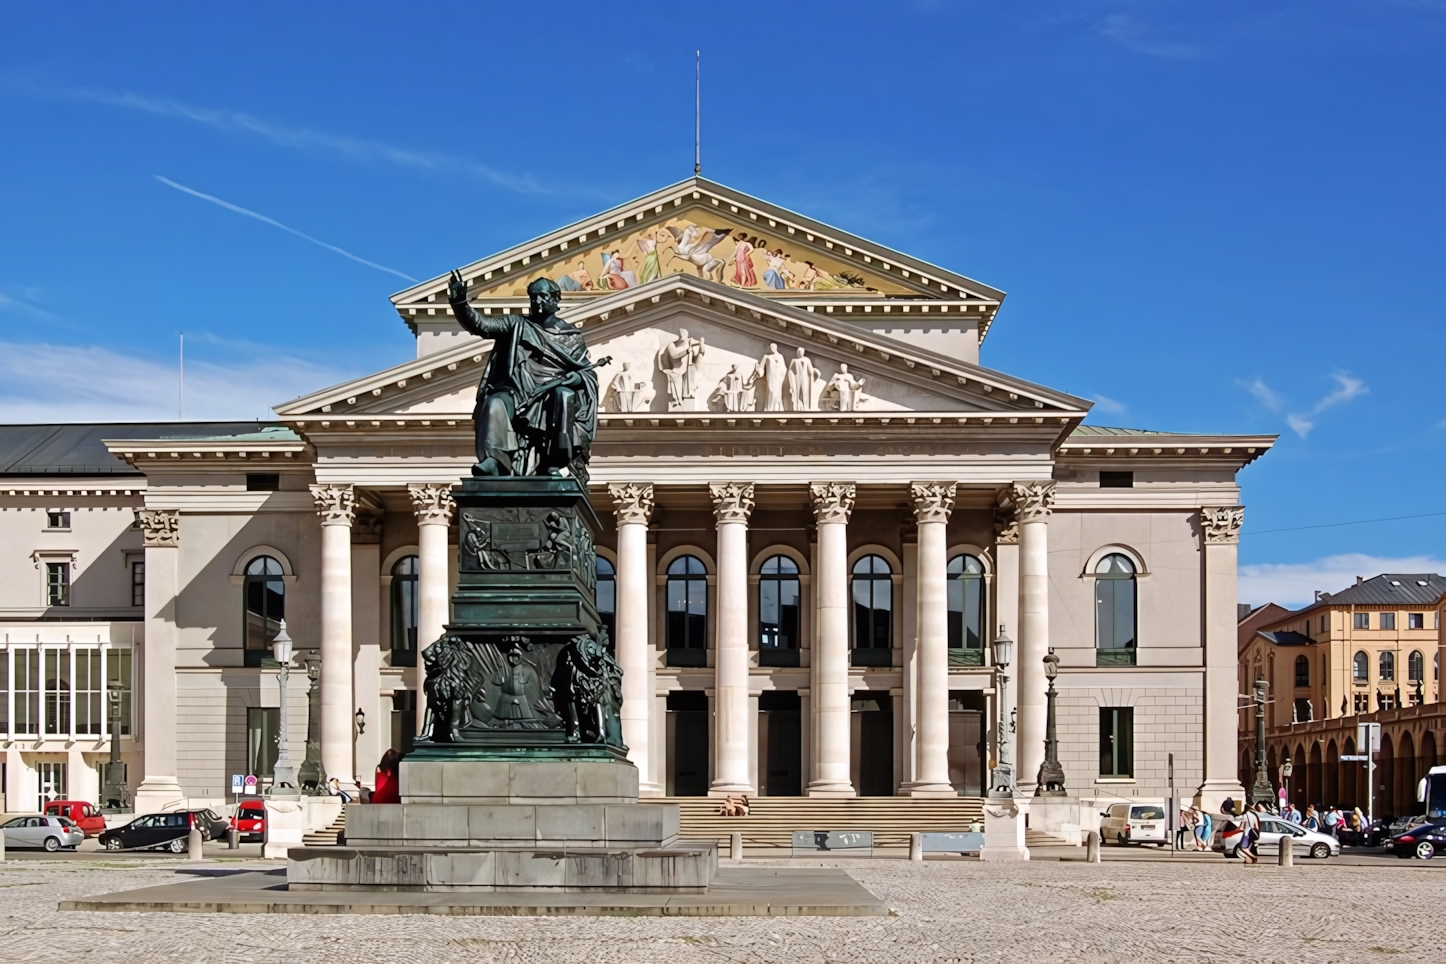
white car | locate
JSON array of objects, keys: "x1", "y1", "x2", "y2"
[
  {"x1": 0, "y1": 814, "x2": 85, "y2": 851},
  {"x1": 1100, "y1": 802, "x2": 1168, "y2": 846},
  {"x1": 1218, "y1": 816, "x2": 1340, "y2": 859}
]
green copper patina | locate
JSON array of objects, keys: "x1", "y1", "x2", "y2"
[{"x1": 414, "y1": 279, "x2": 623, "y2": 763}]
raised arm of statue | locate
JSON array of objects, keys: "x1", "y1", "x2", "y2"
[{"x1": 448, "y1": 270, "x2": 517, "y2": 339}]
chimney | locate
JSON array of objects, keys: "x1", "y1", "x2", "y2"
[
  {"x1": 1356, "y1": 576, "x2": 1364, "y2": 585},
  {"x1": 1237, "y1": 603, "x2": 1253, "y2": 621}
]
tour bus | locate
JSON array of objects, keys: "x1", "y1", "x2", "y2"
[{"x1": 1419, "y1": 765, "x2": 1446, "y2": 819}]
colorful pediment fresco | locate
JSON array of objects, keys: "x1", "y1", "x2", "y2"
[{"x1": 473, "y1": 208, "x2": 914, "y2": 299}]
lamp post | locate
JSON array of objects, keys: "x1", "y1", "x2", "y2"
[
  {"x1": 1249, "y1": 678, "x2": 1274, "y2": 808},
  {"x1": 989, "y1": 628, "x2": 1015, "y2": 797},
  {"x1": 100, "y1": 688, "x2": 127, "y2": 808},
  {"x1": 269, "y1": 622, "x2": 299, "y2": 792},
  {"x1": 353, "y1": 708, "x2": 366, "y2": 786},
  {"x1": 1279, "y1": 756, "x2": 1294, "y2": 812},
  {"x1": 1034, "y1": 648, "x2": 1066, "y2": 796}
]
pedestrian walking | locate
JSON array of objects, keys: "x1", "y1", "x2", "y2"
[
  {"x1": 1177, "y1": 807, "x2": 1193, "y2": 849},
  {"x1": 1238, "y1": 805, "x2": 1262, "y2": 864},
  {"x1": 1304, "y1": 805, "x2": 1320, "y2": 832},
  {"x1": 1194, "y1": 808, "x2": 1213, "y2": 851}
]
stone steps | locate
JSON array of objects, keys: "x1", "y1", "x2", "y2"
[
  {"x1": 640, "y1": 796, "x2": 985, "y2": 850},
  {"x1": 302, "y1": 805, "x2": 348, "y2": 846}
]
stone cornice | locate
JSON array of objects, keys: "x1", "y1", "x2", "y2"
[
  {"x1": 1200, "y1": 505, "x2": 1245, "y2": 544},
  {"x1": 135, "y1": 508, "x2": 179, "y2": 548},
  {"x1": 407, "y1": 482, "x2": 456, "y2": 525},
  {"x1": 709, "y1": 482, "x2": 756, "y2": 523},
  {"x1": 910, "y1": 482, "x2": 956, "y2": 524},
  {"x1": 608, "y1": 483, "x2": 654, "y2": 525},
  {"x1": 310, "y1": 483, "x2": 357, "y2": 526},
  {"x1": 809, "y1": 482, "x2": 856, "y2": 525}
]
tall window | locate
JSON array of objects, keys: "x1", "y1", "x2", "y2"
[
  {"x1": 1094, "y1": 554, "x2": 1137, "y2": 666},
  {"x1": 1294, "y1": 655, "x2": 1310, "y2": 688},
  {"x1": 947, "y1": 554, "x2": 985, "y2": 665},
  {"x1": 45, "y1": 562, "x2": 70, "y2": 607},
  {"x1": 1408, "y1": 650, "x2": 1424, "y2": 683},
  {"x1": 390, "y1": 555, "x2": 419, "y2": 667},
  {"x1": 1380, "y1": 612, "x2": 1397, "y2": 630},
  {"x1": 44, "y1": 648, "x2": 69, "y2": 735},
  {"x1": 759, "y1": 555, "x2": 801, "y2": 667},
  {"x1": 1294, "y1": 698, "x2": 1312, "y2": 723},
  {"x1": 1353, "y1": 613, "x2": 1369, "y2": 630},
  {"x1": 74, "y1": 648, "x2": 102, "y2": 735},
  {"x1": 851, "y1": 555, "x2": 893, "y2": 666},
  {"x1": 595, "y1": 557, "x2": 616, "y2": 642},
  {"x1": 1099, "y1": 706, "x2": 1134, "y2": 778},
  {"x1": 247, "y1": 707, "x2": 279, "y2": 778},
  {"x1": 1379, "y1": 650, "x2": 1395, "y2": 682},
  {"x1": 243, "y1": 556, "x2": 285, "y2": 667},
  {"x1": 13, "y1": 648, "x2": 40, "y2": 735},
  {"x1": 130, "y1": 560, "x2": 145, "y2": 608},
  {"x1": 666, "y1": 555, "x2": 708, "y2": 666},
  {"x1": 1353, "y1": 650, "x2": 1369, "y2": 682},
  {"x1": 106, "y1": 646, "x2": 132, "y2": 735}
]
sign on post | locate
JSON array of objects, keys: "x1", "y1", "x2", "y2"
[
  {"x1": 243, "y1": 774, "x2": 258, "y2": 795},
  {"x1": 1357, "y1": 722, "x2": 1381, "y2": 753}
]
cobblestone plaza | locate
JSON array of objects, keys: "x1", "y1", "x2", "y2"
[{"x1": 3, "y1": 856, "x2": 1441, "y2": 963}]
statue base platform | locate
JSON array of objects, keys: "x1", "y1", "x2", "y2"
[
  {"x1": 1027, "y1": 795, "x2": 1083, "y2": 846},
  {"x1": 400, "y1": 754, "x2": 635, "y2": 804},
  {"x1": 978, "y1": 795, "x2": 1030, "y2": 862}
]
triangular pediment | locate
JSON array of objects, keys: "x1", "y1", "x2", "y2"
[
  {"x1": 390, "y1": 178, "x2": 1007, "y2": 341},
  {"x1": 278, "y1": 276, "x2": 1087, "y2": 424}
]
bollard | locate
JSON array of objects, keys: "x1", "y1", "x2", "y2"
[
  {"x1": 1278, "y1": 834, "x2": 1293, "y2": 867},
  {"x1": 187, "y1": 826, "x2": 203, "y2": 861},
  {"x1": 730, "y1": 831, "x2": 743, "y2": 863},
  {"x1": 227, "y1": 828, "x2": 239, "y2": 850},
  {"x1": 909, "y1": 832, "x2": 923, "y2": 862},
  {"x1": 1087, "y1": 830, "x2": 1101, "y2": 864}
]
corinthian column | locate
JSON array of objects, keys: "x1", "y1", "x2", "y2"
[
  {"x1": 408, "y1": 482, "x2": 455, "y2": 733},
  {"x1": 133, "y1": 508, "x2": 182, "y2": 814},
  {"x1": 608, "y1": 482, "x2": 658, "y2": 793},
  {"x1": 311, "y1": 483, "x2": 357, "y2": 789},
  {"x1": 1009, "y1": 480, "x2": 1055, "y2": 795},
  {"x1": 807, "y1": 482, "x2": 857, "y2": 797},
  {"x1": 709, "y1": 481, "x2": 756, "y2": 795},
  {"x1": 905, "y1": 482, "x2": 956, "y2": 797},
  {"x1": 1197, "y1": 505, "x2": 1247, "y2": 811}
]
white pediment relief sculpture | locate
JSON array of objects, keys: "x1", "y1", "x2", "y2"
[
  {"x1": 604, "y1": 361, "x2": 655, "y2": 413},
  {"x1": 787, "y1": 348, "x2": 820, "y2": 412},
  {"x1": 657, "y1": 329, "x2": 707, "y2": 411},
  {"x1": 821, "y1": 364, "x2": 867, "y2": 412}
]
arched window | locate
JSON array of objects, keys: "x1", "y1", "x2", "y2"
[
  {"x1": 947, "y1": 554, "x2": 985, "y2": 665},
  {"x1": 1294, "y1": 654, "x2": 1310, "y2": 688},
  {"x1": 595, "y1": 557, "x2": 616, "y2": 643},
  {"x1": 758, "y1": 555, "x2": 801, "y2": 667},
  {"x1": 1380, "y1": 650, "x2": 1395, "y2": 682},
  {"x1": 390, "y1": 556, "x2": 419, "y2": 667},
  {"x1": 1408, "y1": 649, "x2": 1424, "y2": 682},
  {"x1": 666, "y1": 555, "x2": 707, "y2": 666},
  {"x1": 243, "y1": 556, "x2": 285, "y2": 667},
  {"x1": 1094, "y1": 553, "x2": 1137, "y2": 666},
  {"x1": 851, "y1": 555, "x2": 893, "y2": 666},
  {"x1": 1353, "y1": 651, "x2": 1369, "y2": 683}
]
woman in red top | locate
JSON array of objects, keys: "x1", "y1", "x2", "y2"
[{"x1": 372, "y1": 748, "x2": 402, "y2": 804}]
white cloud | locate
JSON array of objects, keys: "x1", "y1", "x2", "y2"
[
  {"x1": 1091, "y1": 393, "x2": 1128, "y2": 415},
  {"x1": 1241, "y1": 377, "x2": 1284, "y2": 413},
  {"x1": 1240, "y1": 371, "x2": 1368, "y2": 438},
  {"x1": 1240, "y1": 553, "x2": 1446, "y2": 609},
  {"x1": 0, "y1": 289, "x2": 58, "y2": 320},
  {"x1": 1097, "y1": 14, "x2": 1203, "y2": 60},
  {"x1": 0, "y1": 340, "x2": 351, "y2": 423}
]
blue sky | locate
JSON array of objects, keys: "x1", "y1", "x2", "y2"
[{"x1": 2, "y1": 1, "x2": 1444, "y2": 605}]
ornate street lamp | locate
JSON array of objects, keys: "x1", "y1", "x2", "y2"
[
  {"x1": 989, "y1": 628, "x2": 1015, "y2": 796},
  {"x1": 100, "y1": 688, "x2": 127, "y2": 808},
  {"x1": 269, "y1": 622, "x2": 299, "y2": 792},
  {"x1": 1249, "y1": 678, "x2": 1274, "y2": 808},
  {"x1": 1279, "y1": 755, "x2": 1294, "y2": 810},
  {"x1": 1035, "y1": 648, "x2": 1067, "y2": 796},
  {"x1": 355, "y1": 708, "x2": 366, "y2": 735}
]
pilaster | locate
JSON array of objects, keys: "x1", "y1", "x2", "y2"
[
  {"x1": 133, "y1": 508, "x2": 182, "y2": 814},
  {"x1": 1197, "y1": 505, "x2": 1247, "y2": 810}
]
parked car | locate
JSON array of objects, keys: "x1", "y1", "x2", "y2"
[
  {"x1": 98, "y1": 809, "x2": 229, "y2": 853},
  {"x1": 1385, "y1": 822, "x2": 1446, "y2": 860},
  {"x1": 230, "y1": 798, "x2": 266, "y2": 842},
  {"x1": 1255, "y1": 817, "x2": 1340, "y2": 859},
  {"x1": 42, "y1": 800, "x2": 107, "y2": 837},
  {"x1": 1100, "y1": 802, "x2": 1168, "y2": 846},
  {"x1": 1336, "y1": 815, "x2": 1390, "y2": 847},
  {"x1": 0, "y1": 814, "x2": 85, "y2": 851}
]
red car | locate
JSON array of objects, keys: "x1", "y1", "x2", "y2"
[
  {"x1": 230, "y1": 799, "x2": 266, "y2": 841},
  {"x1": 43, "y1": 800, "x2": 107, "y2": 837}
]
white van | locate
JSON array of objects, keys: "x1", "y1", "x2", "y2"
[{"x1": 1099, "y1": 802, "x2": 1168, "y2": 846}]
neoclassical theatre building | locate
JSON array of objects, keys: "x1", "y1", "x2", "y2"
[{"x1": 0, "y1": 178, "x2": 1273, "y2": 815}]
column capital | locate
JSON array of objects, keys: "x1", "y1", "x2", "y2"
[
  {"x1": 135, "y1": 508, "x2": 179, "y2": 548},
  {"x1": 1006, "y1": 480, "x2": 1056, "y2": 523},
  {"x1": 910, "y1": 481, "x2": 956, "y2": 524},
  {"x1": 709, "y1": 481, "x2": 755, "y2": 524},
  {"x1": 310, "y1": 483, "x2": 357, "y2": 526},
  {"x1": 994, "y1": 502, "x2": 1020, "y2": 546},
  {"x1": 809, "y1": 482, "x2": 856, "y2": 525},
  {"x1": 608, "y1": 482, "x2": 655, "y2": 525},
  {"x1": 408, "y1": 482, "x2": 456, "y2": 525},
  {"x1": 1200, "y1": 505, "x2": 1245, "y2": 544}
]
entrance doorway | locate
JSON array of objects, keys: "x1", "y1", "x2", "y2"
[
  {"x1": 852, "y1": 692, "x2": 894, "y2": 796},
  {"x1": 948, "y1": 691, "x2": 986, "y2": 796},
  {"x1": 667, "y1": 691, "x2": 709, "y2": 796},
  {"x1": 759, "y1": 691, "x2": 801, "y2": 796},
  {"x1": 37, "y1": 760, "x2": 67, "y2": 810},
  {"x1": 246, "y1": 707, "x2": 279, "y2": 780}
]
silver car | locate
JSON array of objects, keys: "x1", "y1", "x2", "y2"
[
  {"x1": 1217, "y1": 816, "x2": 1340, "y2": 859},
  {"x1": 0, "y1": 814, "x2": 85, "y2": 852}
]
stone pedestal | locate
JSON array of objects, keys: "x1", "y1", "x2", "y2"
[
  {"x1": 264, "y1": 795, "x2": 306, "y2": 859},
  {"x1": 1027, "y1": 796, "x2": 1083, "y2": 846},
  {"x1": 978, "y1": 796, "x2": 1030, "y2": 861}
]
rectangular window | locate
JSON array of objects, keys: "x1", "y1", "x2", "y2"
[
  {"x1": 12, "y1": 649, "x2": 40, "y2": 734},
  {"x1": 74, "y1": 648, "x2": 102, "y2": 736},
  {"x1": 246, "y1": 473, "x2": 280, "y2": 492},
  {"x1": 131, "y1": 560, "x2": 145, "y2": 608},
  {"x1": 1353, "y1": 613, "x2": 1369, "y2": 630},
  {"x1": 106, "y1": 647, "x2": 132, "y2": 735},
  {"x1": 1294, "y1": 698, "x2": 1312, "y2": 723},
  {"x1": 1321, "y1": 615, "x2": 1327, "y2": 633},
  {"x1": 1380, "y1": 612, "x2": 1396, "y2": 630},
  {"x1": 1099, "y1": 471, "x2": 1134, "y2": 488},
  {"x1": 0, "y1": 653, "x2": 7, "y2": 734},
  {"x1": 45, "y1": 562, "x2": 70, "y2": 606},
  {"x1": 43, "y1": 648, "x2": 70, "y2": 735},
  {"x1": 45, "y1": 510, "x2": 71, "y2": 529},
  {"x1": 246, "y1": 707, "x2": 280, "y2": 778},
  {"x1": 1353, "y1": 693, "x2": 1369, "y2": 714},
  {"x1": 1409, "y1": 612, "x2": 1424, "y2": 630},
  {"x1": 1099, "y1": 707, "x2": 1134, "y2": 778}
]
